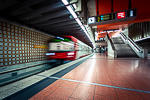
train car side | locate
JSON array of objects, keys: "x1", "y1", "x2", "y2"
[{"x1": 46, "y1": 36, "x2": 92, "y2": 62}]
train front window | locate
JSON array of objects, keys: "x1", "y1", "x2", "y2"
[{"x1": 49, "y1": 41, "x2": 74, "y2": 51}]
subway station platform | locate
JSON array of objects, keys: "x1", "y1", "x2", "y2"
[{"x1": 1, "y1": 53, "x2": 150, "y2": 100}]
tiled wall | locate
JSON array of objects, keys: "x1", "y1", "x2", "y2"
[{"x1": 0, "y1": 21, "x2": 53, "y2": 67}]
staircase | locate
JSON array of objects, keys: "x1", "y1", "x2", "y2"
[{"x1": 111, "y1": 37, "x2": 138, "y2": 57}]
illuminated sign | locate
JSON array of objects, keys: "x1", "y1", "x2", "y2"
[
  {"x1": 34, "y1": 45, "x2": 47, "y2": 49},
  {"x1": 130, "y1": 10, "x2": 133, "y2": 17},
  {"x1": 88, "y1": 17, "x2": 95, "y2": 24},
  {"x1": 88, "y1": 8, "x2": 137, "y2": 26},
  {"x1": 127, "y1": 9, "x2": 137, "y2": 17},
  {"x1": 96, "y1": 13, "x2": 115, "y2": 22},
  {"x1": 117, "y1": 11, "x2": 125, "y2": 19}
]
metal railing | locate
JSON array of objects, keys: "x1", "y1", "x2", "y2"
[
  {"x1": 106, "y1": 34, "x2": 116, "y2": 50},
  {"x1": 120, "y1": 32, "x2": 147, "y2": 58},
  {"x1": 105, "y1": 34, "x2": 117, "y2": 58}
]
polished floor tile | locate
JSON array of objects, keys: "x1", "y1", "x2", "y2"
[
  {"x1": 60, "y1": 81, "x2": 79, "y2": 89},
  {"x1": 71, "y1": 90, "x2": 94, "y2": 100},
  {"x1": 94, "y1": 94, "x2": 118, "y2": 100},
  {"x1": 44, "y1": 87, "x2": 74, "y2": 100},
  {"x1": 140, "y1": 92, "x2": 150, "y2": 100},
  {"x1": 29, "y1": 53, "x2": 150, "y2": 100},
  {"x1": 43, "y1": 79, "x2": 65, "y2": 92},
  {"x1": 116, "y1": 89, "x2": 143, "y2": 100},
  {"x1": 29, "y1": 90, "x2": 50, "y2": 100}
]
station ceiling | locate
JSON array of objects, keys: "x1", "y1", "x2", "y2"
[
  {"x1": 1, "y1": 0, "x2": 150, "y2": 47},
  {"x1": 0, "y1": 0, "x2": 95, "y2": 47},
  {"x1": 96, "y1": 0, "x2": 150, "y2": 31}
]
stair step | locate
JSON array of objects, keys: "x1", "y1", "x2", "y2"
[
  {"x1": 114, "y1": 44, "x2": 132, "y2": 50},
  {"x1": 111, "y1": 38, "x2": 124, "y2": 44},
  {"x1": 110, "y1": 37, "x2": 138, "y2": 58}
]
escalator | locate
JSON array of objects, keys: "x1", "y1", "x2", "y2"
[
  {"x1": 105, "y1": 32, "x2": 146, "y2": 58},
  {"x1": 111, "y1": 37, "x2": 138, "y2": 57}
]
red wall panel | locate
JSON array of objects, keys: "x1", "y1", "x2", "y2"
[{"x1": 96, "y1": 0, "x2": 150, "y2": 30}]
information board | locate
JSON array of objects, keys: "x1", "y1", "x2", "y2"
[
  {"x1": 96, "y1": 13, "x2": 115, "y2": 22},
  {"x1": 88, "y1": 8, "x2": 137, "y2": 25}
]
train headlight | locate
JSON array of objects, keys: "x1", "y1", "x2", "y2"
[
  {"x1": 46, "y1": 53, "x2": 55, "y2": 55},
  {"x1": 67, "y1": 52, "x2": 74, "y2": 55}
]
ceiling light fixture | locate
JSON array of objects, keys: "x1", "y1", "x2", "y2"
[
  {"x1": 62, "y1": 0, "x2": 69, "y2": 5},
  {"x1": 61, "y1": 0, "x2": 94, "y2": 48},
  {"x1": 66, "y1": 6, "x2": 78, "y2": 18},
  {"x1": 73, "y1": 4, "x2": 77, "y2": 9},
  {"x1": 75, "y1": 18, "x2": 82, "y2": 25}
]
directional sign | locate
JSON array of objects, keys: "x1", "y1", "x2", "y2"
[
  {"x1": 88, "y1": 17, "x2": 96, "y2": 24},
  {"x1": 127, "y1": 9, "x2": 137, "y2": 17},
  {"x1": 117, "y1": 11, "x2": 125, "y2": 19},
  {"x1": 88, "y1": 8, "x2": 137, "y2": 26},
  {"x1": 99, "y1": 13, "x2": 115, "y2": 21}
]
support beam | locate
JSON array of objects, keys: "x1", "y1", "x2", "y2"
[
  {"x1": 111, "y1": 0, "x2": 114, "y2": 12},
  {"x1": 41, "y1": 23, "x2": 79, "y2": 30},
  {"x1": 31, "y1": 17, "x2": 73, "y2": 27},
  {"x1": 16, "y1": 2, "x2": 65, "y2": 20},
  {"x1": 39, "y1": 20, "x2": 77, "y2": 29},
  {"x1": 1, "y1": 0, "x2": 46, "y2": 13},
  {"x1": 45, "y1": 26, "x2": 81, "y2": 31},
  {"x1": 48, "y1": 28, "x2": 81, "y2": 32},
  {"x1": 47, "y1": 29, "x2": 81, "y2": 33},
  {"x1": 22, "y1": 10, "x2": 70, "y2": 24}
]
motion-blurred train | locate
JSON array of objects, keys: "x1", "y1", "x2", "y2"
[{"x1": 46, "y1": 36, "x2": 92, "y2": 62}]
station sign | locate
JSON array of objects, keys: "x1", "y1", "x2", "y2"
[
  {"x1": 88, "y1": 8, "x2": 137, "y2": 26},
  {"x1": 88, "y1": 17, "x2": 96, "y2": 24},
  {"x1": 96, "y1": 13, "x2": 115, "y2": 22},
  {"x1": 34, "y1": 45, "x2": 47, "y2": 49},
  {"x1": 117, "y1": 11, "x2": 125, "y2": 19},
  {"x1": 127, "y1": 9, "x2": 137, "y2": 17}
]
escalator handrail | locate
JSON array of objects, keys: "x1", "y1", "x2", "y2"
[
  {"x1": 120, "y1": 32, "x2": 142, "y2": 52},
  {"x1": 106, "y1": 34, "x2": 116, "y2": 50}
]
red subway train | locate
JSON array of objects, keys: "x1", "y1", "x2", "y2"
[{"x1": 46, "y1": 36, "x2": 92, "y2": 62}]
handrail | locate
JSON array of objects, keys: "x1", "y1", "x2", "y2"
[
  {"x1": 128, "y1": 38, "x2": 141, "y2": 52},
  {"x1": 120, "y1": 32, "x2": 141, "y2": 52},
  {"x1": 106, "y1": 34, "x2": 116, "y2": 50},
  {"x1": 105, "y1": 33, "x2": 116, "y2": 58}
]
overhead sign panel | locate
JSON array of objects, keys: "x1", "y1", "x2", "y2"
[
  {"x1": 127, "y1": 9, "x2": 137, "y2": 17},
  {"x1": 88, "y1": 8, "x2": 137, "y2": 26},
  {"x1": 96, "y1": 13, "x2": 115, "y2": 22},
  {"x1": 117, "y1": 11, "x2": 125, "y2": 19},
  {"x1": 88, "y1": 17, "x2": 96, "y2": 24}
]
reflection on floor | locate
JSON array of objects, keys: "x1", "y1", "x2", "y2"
[{"x1": 29, "y1": 53, "x2": 150, "y2": 100}]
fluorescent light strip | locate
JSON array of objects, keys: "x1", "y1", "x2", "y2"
[
  {"x1": 100, "y1": 32, "x2": 106, "y2": 33},
  {"x1": 62, "y1": 0, "x2": 69, "y2": 5},
  {"x1": 115, "y1": 30, "x2": 120, "y2": 32},
  {"x1": 66, "y1": 6, "x2": 78, "y2": 18},
  {"x1": 61, "y1": 0, "x2": 94, "y2": 47},
  {"x1": 75, "y1": 18, "x2": 82, "y2": 26},
  {"x1": 107, "y1": 31, "x2": 113, "y2": 33},
  {"x1": 73, "y1": 4, "x2": 77, "y2": 9},
  {"x1": 81, "y1": 26, "x2": 90, "y2": 38}
]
